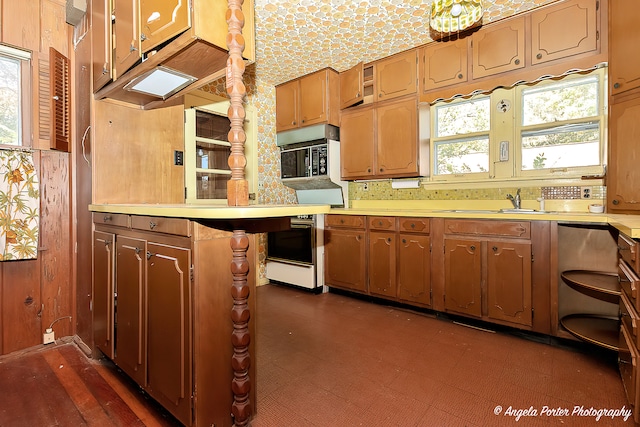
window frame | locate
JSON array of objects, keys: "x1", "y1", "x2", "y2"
[{"x1": 0, "y1": 43, "x2": 32, "y2": 149}]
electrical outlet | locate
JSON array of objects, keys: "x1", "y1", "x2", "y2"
[
  {"x1": 43, "y1": 328, "x2": 55, "y2": 345},
  {"x1": 581, "y1": 186, "x2": 593, "y2": 199}
]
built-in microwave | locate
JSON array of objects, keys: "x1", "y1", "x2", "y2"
[{"x1": 280, "y1": 141, "x2": 329, "y2": 179}]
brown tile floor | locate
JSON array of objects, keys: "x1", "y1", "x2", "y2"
[{"x1": 252, "y1": 284, "x2": 634, "y2": 427}]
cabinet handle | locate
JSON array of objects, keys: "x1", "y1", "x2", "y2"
[
  {"x1": 140, "y1": 33, "x2": 147, "y2": 42},
  {"x1": 356, "y1": 235, "x2": 361, "y2": 241},
  {"x1": 102, "y1": 64, "x2": 109, "y2": 75},
  {"x1": 536, "y1": 53, "x2": 542, "y2": 60},
  {"x1": 619, "y1": 357, "x2": 631, "y2": 365},
  {"x1": 129, "y1": 44, "x2": 137, "y2": 53},
  {"x1": 492, "y1": 246, "x2": 498, "y2": 252},
  {"x1": 470, "y1": 245, "x2": 476, "y2": 251},
  {"x1": 614, "y1": 82, "x2": 621, "y2": 89},
  {"x1": 146, "y1": 251, "x2": 153, "y2": 260},
  {"x1": 149, "y1": 221, "x2": 157, "y2": 229},
  {"x1": 134, "y1": 247, "x2": 141, "y2": 254},
  {"x1": 613, "y1": 199, "x2": 620, "y2": 205},
  {"x1": 103, "y1": 214, "x2": 112, "y2": 222},
  {"x1": 104, "y1": 240, "x2": 111, "y2": 246},
  {"x1": 514, "y1": 59, "x2": 520, "y2": 65}
]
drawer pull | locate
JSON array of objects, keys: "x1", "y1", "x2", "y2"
[
  {"x1": 619, "y1": 357, "x2": 631, "y2": 365},
  {"x1": 103, "y1": 215, "x2": 112, "y2": 222},
  {"x1": 411, "y1": 223, "x2": 415, "y2": 228},
  {"x1": 149, "y1": 221, "x2": 157, "y2": 229}
]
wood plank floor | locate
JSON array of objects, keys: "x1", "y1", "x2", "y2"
[{"x1": 0, "y1": 341, "x2": 181, "y2": 427}]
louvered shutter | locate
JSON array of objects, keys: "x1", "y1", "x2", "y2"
[{"x1": 50, "y1": 48, "x2": 71, "y2": 152}]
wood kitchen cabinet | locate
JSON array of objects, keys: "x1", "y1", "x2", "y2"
[
  {"x1": 324, "y1": 215, "x2": 367, "y2": 293},
  {"x1": 368, "y1": 217, "x2": 397, "y2": 298},
  {"x1": 93, "y1": 213, "x2": 257, "y2": 427},
  {"x1": 608, "y1": 93, "x2": 640, "y2": 213},
  {"x1": 471, "y1": 17, "x2": 525, "y2": 79},
  {"x1": 340, "y1": 50, "x2": 416, "y2": 109},
  {"x1": 609, "y1": 0, "x2": 640, "y2": 96},
  {"x1": 92, "y1": 0, "x2": 255, "y2": 109},
  {"x1": 419, "y1": 39, "x2": 468, "y2": 93},
  {"x1": 529, "y1": 0, "x2": 598, "y2": 66},
  {"x1": 397, "y1": 218, "x2": 431, "y2": 306},
  {"x1": 443, "y1": 220, "x2": 533, "y2": 328},
  {"x1": 340, "y1": 96, "x2": 418, "y2": 180},
  {"x1": 275, "y1": 68, "x2": 340, "y2": 133}
]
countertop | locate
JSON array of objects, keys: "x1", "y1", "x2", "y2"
[{"x1": 88, "y1": 203, "x2": 640, "y2": 238}]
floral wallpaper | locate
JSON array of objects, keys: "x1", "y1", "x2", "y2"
[{"x1": 0, "y1": 150, "x2": 39, "y2": 261}]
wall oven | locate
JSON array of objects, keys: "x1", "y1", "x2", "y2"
[{"x1": 266, "y1": 214, "x2": 324, "y2": 291}]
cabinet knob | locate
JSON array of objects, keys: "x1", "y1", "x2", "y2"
[
  {"x1": 536, "y1": 53, "x2": 542, "y2": 60},
  {"x1": 102, "y1": 64, "x2": 109, "y2": 75},
  {"x1": 379, "y1": 93, "x2": 383, "y2": 97},
  {"x1": 129, "y1": 44, "x2": 138, "y2": 53},
  {"x1": 301, "y1": 119, "x2": 305, "y2": 123},
  {"x1": 613, "y1": 199, "x2": 620, "y2": 205},
  {"x1": 470, "y1": 245, "x2": 476, "y2": 251},
  {"x1": 379, "y1": 168, "x2": 384, "y2": 172},
  {"x1": 457, "y1": 73, "x2": 463, "y2": 79},
  {"x1": 103, "y1": 215, "x2": 112, "y2": 222},
  {"x1": 104, "y1": 240, "x2": 111, "y2": 246},
  {"x1": 340, "y1": 219, "x2": 345, "y2": 224},
  {"x1": 492, "y1": 246, "x2": 498, "y2": 252},
  {"x1": 402, "y1": 238, "x2": 407, "y2": 243},
  {"x1": 410, "y1": 223, "x2": 415, "y2": 228},
  {"x1": 378, "y1": 221, "x2": 383, "y2": 226},
  {"x1": 514, "y1": 59, "x2": 520, "y2": 65},
  {"x1": 292, "y1": 121, "x2": 296, "y2": 125},
  {"x1": 367, "y1": 168, "x2": 371, "y2": 173},
  {"x1": 134, "y1": 247, "x2": 141, "y2": 254},
  {"x1": 149, "y1": 221, "x2": 157, "y2": 229},
  {"x1": 387, "y1": 238, "x2": 392, "y2": 242},
  {"x1": 140, "y1": 33, "x2": 147, "y2": 42},
  {"x1": 357, "y1": 92, "x2": 361, "y2": 97},
  {"x1": 146, "y1": 251, "x2": 153, "y2": 260},
  {"x1": 614, "y1": 83, "x2": 621, "y2": 89}
]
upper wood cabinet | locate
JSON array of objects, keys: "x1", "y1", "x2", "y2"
[
  {"x1": 530, "y1": 0, "x2": 598, "y2": 65},
  {"x1": 91, "y1": 0, "x2": 113, "y2": 91},
  {"x1": 375, "y1": 50, "x2": 417, "y2": 102},
  {"x1": 93, "y1": 0, "x2": 256, "y2": 109},
  {"x1": 113, "y1": 0, "x2": 140, "y2": 80},
  {"x1": 139, "y1": 0, "x2": 190, "y2": 54},
  {"x1": 340, "y1": 50, "x2": 416, "y2": 109},
  {"x1": 275, "y1": 68, "x2": 340, "y2": 133},
  {"x1": 472, "y1": 17, "x2": 525, "y2": 79},
  {"x1": 340, "y1": 96, "x2": 418, "y2": 180},
  {"x1": 609, "y1": 0, "x2": 640, "y2": 96},
  {"x1": 420, "y1": 39, "x2": 468, "y2": 93}
]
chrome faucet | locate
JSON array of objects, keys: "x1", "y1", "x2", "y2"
[{"x1": 506, "y1": 188, "x2": 521, "y2": 209}]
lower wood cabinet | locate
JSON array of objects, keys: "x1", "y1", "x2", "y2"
[
  {"x1": 443, "y1": 220, "x2": 533, "y2": 328},
  {"x1": 324, "y1": 215, "x2": 367, "y2": 292},
  {"x1": 92, "y1": 213, "x2": 256, "y2": 427}
]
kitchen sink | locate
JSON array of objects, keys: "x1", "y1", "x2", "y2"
[
  {"x1": 498, "y1": 208, "x2": 545, "y2": 214},
  {"x1": 435, "y1": 208, "x2": 547, "y2": 214}
]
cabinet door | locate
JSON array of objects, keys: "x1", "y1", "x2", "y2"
[
  {"x1": 139, "y1": 0, "x2": 190, "y2": 53},
  {"x1": 93, "y1": 230, "x2": 115, "y2": 359},
  {"x1": 299, "y1": 70, "x2": 329, "y2": 127},
  {"x1": 113, "y1": 0, "x2": 141, "y2": 79},
  {"x1": 608, "y1": 96, "x2": 640, "y2": 212},
  {"x1": 420, "y1": 39, "x2": 468, "y2": 93},
  {"x1": 114, "y1": 236, "x2": 147, "y2": 386},
  {"x1": 472, "y1": 17, "x2": 525, "y2": 79},
  {"x1": 398, "y1": 234, "x2": 431, "y2": 306},
  {"x1": 340, "y1": 61, "x2": 363, "y2": 109},
  {"x1": 486, "y1": 240, "x2": 532, "y2": 326},
  {"x1": 375, "y1": 50, "x2": 417, "y2": 102},
  {"x1": 530, "y1": 0, "x2": 597, "y2": 66},
  {"x1": 324, "y1": 228, "x2": 367, "y2": 292},
  {"x1": 275, "y1": 80, "x2": 299, "y2": 132},
  {"x1": 376, "y1": 97, "x2": 418, "y2": 177},
  {"x1": 91, "y1": 0, "x2": 112, "y2": 91},
  {"x1": 444, "y1": 238, "x2": 482, "y2": 317},
  {"x1": 610, "y1": 0, "x2": 640, "y2": 96},
  {"x1": 146, "y1": 242, "x2": 192, "y2": 426},
  {"x1": 369, "y1": 231, "x2": 396, "y2": 298},
  {"x1": 340, "y1": 106, "x2": 375, "y2": 179}
]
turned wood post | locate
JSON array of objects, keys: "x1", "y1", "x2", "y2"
[{"x1": 226, "y1": 1, "x2": 252, "y2": 426}]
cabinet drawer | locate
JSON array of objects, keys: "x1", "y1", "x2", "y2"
[
  {"x1": 619, "y1": 233, "x2": 640, "y2": 274},
  {"x1": 368, "y1": 216, "x2": 396, "y2": 231},
  {"x1": 399, "y1": 217, "x2": 430, "y2": 234},
  {"x1": 620, "y1": 260, "x2": 640, "y2": 311},
  {"x1": 325, "y1": 215, "x2": 365, "y2": 229},
  {"x1": 93, "y1": 212, "x2": 130, "y2": 228},
  {"x1": 619, "y1": 322, "x2": 640, "y2": 411},
  {"x1": 443, "y1": 219, "x2": 530, "y2": 239},
  {"x1": 621, "y1": 291, "x2": 640, "y2": 350},
  {"x1": 131, "y1": 216, "x2": 191, "y2": 237}
]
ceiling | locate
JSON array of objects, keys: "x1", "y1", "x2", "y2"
[{"x1": 252, "y1": 0, "x2": 556, "y2": 86}]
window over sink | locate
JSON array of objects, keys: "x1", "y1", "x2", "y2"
[{"x1": 429, "y1": 67, "x2": 606, "y2": 183}]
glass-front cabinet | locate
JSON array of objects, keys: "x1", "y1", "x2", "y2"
[{"x1": 184, "y1": 93, "x2": 257, "y2": 203}]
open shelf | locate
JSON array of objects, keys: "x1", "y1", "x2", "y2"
[
  {"x1": 560, "y1": 314, "x2": 620, "y2": 351},
  {"x1": 561, "y1": 270, "x2": 620, "y2": 304}
]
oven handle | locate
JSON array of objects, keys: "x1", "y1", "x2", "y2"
[
  {"x1": 289, "y1": 222, "x2": 313, "y2": 228},
  {"x1": 267, "y1": 257, "x2": 314, "y2": 267}
]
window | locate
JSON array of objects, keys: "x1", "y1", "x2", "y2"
[
  {"x1": 0, "y1": 44, "x2": 31, "y2": 147},
  {"x1": 430, "y1": 68, "x2": 606, "y2": 183}
]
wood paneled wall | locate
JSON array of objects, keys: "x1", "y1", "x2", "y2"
[{"x1": 0, "y1": 0, "x2": 75, "y2": 355}]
